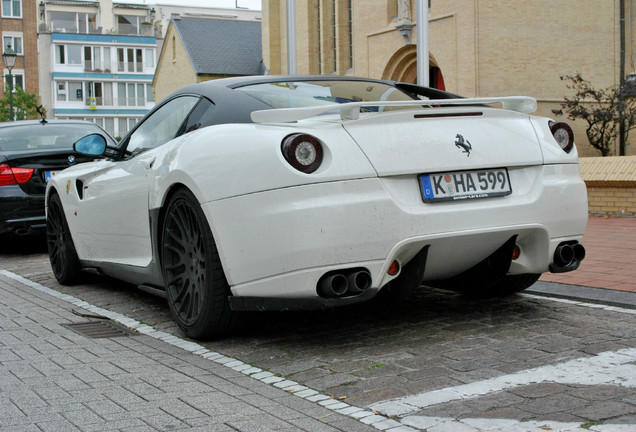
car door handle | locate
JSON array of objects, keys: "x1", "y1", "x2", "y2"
[{"x1": 146, "y1": 159, "x2": 155, "y2": 170}]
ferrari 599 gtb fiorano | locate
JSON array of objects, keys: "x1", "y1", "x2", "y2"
[{"x1": 45, "y1": 76, "x2": 588, "y2": 339}]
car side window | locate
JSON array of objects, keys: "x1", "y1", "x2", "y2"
[
  {"x1": 125, "y1": 96, "x2": 199, "y2": 156},
  {"x1": 181, "y1": 98, "x2": 216, "y2": 135}
]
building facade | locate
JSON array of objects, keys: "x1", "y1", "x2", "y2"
[
  {"x1": 1, "y1": 0, "x2": 39, "y2": 111},
  {"x1": 263, "y1": 0, "x2": 636, "y2": 156},
  {"x1": 37, "y1": 0, "x2": 157, "y2": 139},
  {"x1": 153, "y1": 17, "x2": 263, "y2": 101}
]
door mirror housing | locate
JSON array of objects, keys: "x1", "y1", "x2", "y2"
[{"x1": 74, "y1": 134, "x2": 107, "y2": 156}]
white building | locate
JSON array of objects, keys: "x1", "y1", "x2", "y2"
[{"x1": 37, "y1": 0, "x2": 260, "y2": 139}]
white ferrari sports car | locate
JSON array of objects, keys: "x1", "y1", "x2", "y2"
[{"x1": 46, "y1": 76, "x2": 587, "y2": 339}]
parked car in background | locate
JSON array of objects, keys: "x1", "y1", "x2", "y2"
[
  {"x1": 0, "y1": 119, "x2": 117, "y2": 237},
  {"x1": 45, "y1": 76, "x2": 588, "y2": 340}
]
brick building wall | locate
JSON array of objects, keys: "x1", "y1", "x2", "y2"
[{"x1": 0, "y1": 0, "x2": 39, "y2": 100}]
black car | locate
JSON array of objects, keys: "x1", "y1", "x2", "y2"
[{"x1": 0, "y1": 119, "x2": 117, "y2": 237}]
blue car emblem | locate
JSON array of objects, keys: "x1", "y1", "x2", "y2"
[{"x1": 68, "y1": 155, "x2": 76, "y2": 164}]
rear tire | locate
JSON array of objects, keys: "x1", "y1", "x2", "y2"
[
  {"x1": 47, "y1": 193, "x2": 82, "y2": 285},
  {"x1": 161, "y1": 189, "x2": 233, "y2": 340}
]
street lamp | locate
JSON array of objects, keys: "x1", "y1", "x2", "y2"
[{"x1": 2, "y1": 43, "x2": 17, "y2": 122}]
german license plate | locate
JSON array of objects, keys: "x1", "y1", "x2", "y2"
[
  {"x1": 420, "y1": 168, "x2": 512, "y2": 203},
  {"x1": 44, "y1": 171, "x2": 59, "y2": 182}
]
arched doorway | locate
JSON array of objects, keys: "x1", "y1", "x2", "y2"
[{"x1": 382, "y1": 46, "x2": 445, "y2": 90}]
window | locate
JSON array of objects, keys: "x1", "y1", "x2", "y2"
[
  {"x1": 116, "y1": 48, "x2": 142, "y2": 73},
  {"x1": 103, "y1": 47, "x2": 111, "y2": 71},
  {"x1": 144, "y1": 48, "x2": 154, "y2": 68},
  {"x1": 118, "y1": 82, "x2": 146, "y2": 106},
  {"x1": 135, "y1": 49, "x2": 143, "y2": 72},
  {"x1": 126, "y1": 96, "x2": 199, "y2": 155},
  {"x1": 146, "y1": 84, "x2": 154, "y2": 102},
  {"x1": 84, "y1": 46, "x2": 102, "y2": 71},
  {"x1": 117, "y1": 48, "x2": 124, "y2": 72},
  {"x1": 117, "y1": 15, "x2": 140, "y2": 35},
  {"x1": 1, "y1": 0, "x2": 21, "y2": 18},
  {"x1": 78, "y1": 13, "x2": 97, "y2": 33},
  {"x1": 55, "y1": 45, "x2": 65, "y2": 64},
  {"x1": 3, "y1": 35, "x2": 23, "y2": 55},
  {"x1": 49, "y1": 11, "x2": 96, "y2": 33},
  {"x1": 4, "y1": 70, "x2": 23, "y2": 92},
  {"x1": 69, "y1": 82, "x2": 82, "y2": 101},
  {"x1": 117, "y1": 83, "x2": 126, "y2": 106},
  {"x1": 50, "y1": 11, "x2": 76, "y2": 32},
  {"x1": 67, "y1": 45, "x2": 81, "y2": 65},
  {"x1": 85, "y1": 82, "x2": 113, "y2": 106},
  {"x1": 56, "y1": 82, "x2": 67, "y2": 101},
  {"x1": 182, "y1": 99, "x2": 216, "y2": 134},
  {"x1": 118, "y1": 118, "x2": 128, "y2": 138},
  {"x1": 55, "y1": 45, "x2": 81, "y2": 65},
  {"x1": 104, "y1": 118, "x2": 114, "y2": 137}
]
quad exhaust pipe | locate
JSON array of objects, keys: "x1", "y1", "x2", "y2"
[
  {"x1": 317, "y1": 268, "x2": 372, "y2": 298},
  {"x1": 551, "y1": 241, "x2": 586, "y2": 273}
]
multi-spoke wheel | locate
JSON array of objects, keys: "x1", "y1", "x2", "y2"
[
  {"x1": 47, "y1": 193, "x2": 82, "y2": 285},
  {"x1": 161, "y1": 188, "x2": 233, "y2": 340}
]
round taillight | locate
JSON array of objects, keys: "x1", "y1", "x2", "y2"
[
  {"x1": 549, "y1": 121, "x2": 574, "y2": 153},
  {"x1": 281, "y1": 134, "x2": 323, "y2": 173}
]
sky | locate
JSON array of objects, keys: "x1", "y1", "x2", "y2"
[{"x1": 123, "y1": 0, "x2": 261, "y2": 10}]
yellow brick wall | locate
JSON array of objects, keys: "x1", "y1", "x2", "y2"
[{"x1": 586, "y1": 187, "x2": 636, "y2": 217}]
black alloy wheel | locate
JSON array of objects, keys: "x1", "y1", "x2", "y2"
[
  {"x1": 161, "y1": 188, "x2": 233, "y2": 340},
  {"x1": 47, "y1": 193, "x2": 82, "y2": 285}
]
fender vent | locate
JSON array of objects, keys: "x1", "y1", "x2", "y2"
[{"x1": 64, "y1": 321, "x2": 136, "y2": 339}]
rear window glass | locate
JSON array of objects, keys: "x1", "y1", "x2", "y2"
[
  {"x1": 0, "y1": 124, "x2": 106, "y2": 152},
  {"x1": 236, "y1": 80, "x2": 420, "y2": 112}
]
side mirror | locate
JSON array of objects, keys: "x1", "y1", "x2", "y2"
[{"x1": 74, "y1": 134, "x2": 107, "y2": 156}]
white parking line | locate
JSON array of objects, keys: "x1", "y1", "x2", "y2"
[
  {"x1": 399, "y1": 416, "x2": 636, "y2": 431},
  {"x1": 370, "y1": 348, "x2": 636, "y2": 417}
]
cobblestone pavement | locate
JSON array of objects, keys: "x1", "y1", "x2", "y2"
[{"x1": 1, "y1": 239, "x2": 636, "y2": 431}]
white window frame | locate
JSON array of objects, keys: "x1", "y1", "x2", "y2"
[
  {"x1": 1, "y1": 0, "x2": 22, "y2": 18},
  {"x1": 4, "y1": 69, "x2": 24, "y2": 92},
  {"x1": 117, "y1": 82, "x2": 146, "y2": 106},
  {"x1": 3, "y1": 33, "x2": 23, "y2": 55}
]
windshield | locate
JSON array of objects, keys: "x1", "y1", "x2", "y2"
[
  {"x1": 0, "y1": 123, "x2": 107, "y2": 152},
  {"x1": 236, "y1": 80, "x2": 421, "y2": 112}
]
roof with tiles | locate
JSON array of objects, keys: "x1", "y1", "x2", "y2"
[{"x1": 172, "y1": 16, "x2": 264, "y2": 76}]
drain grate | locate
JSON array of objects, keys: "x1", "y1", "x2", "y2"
[{"x1": 64, "y1": 321, "x2": 136, "y2": 339}]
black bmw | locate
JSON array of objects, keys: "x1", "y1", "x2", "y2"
[{"x1": 0, "y1": 119, "x2": 116, "y2": 237}]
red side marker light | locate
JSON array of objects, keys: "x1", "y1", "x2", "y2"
[
  {"x1": 512, "y1": 245, "x2": 521, "y2": 261},
  {"x1": 387, "y1": 260, "x2": 400, "y2": 276}
]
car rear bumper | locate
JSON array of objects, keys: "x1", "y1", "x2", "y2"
[
  {"x1": 202, "y1": 163, "x2": 588, "y2": 299},
  {"x1": 0, "y1": 186, "x2": 46, "y2": 235}
]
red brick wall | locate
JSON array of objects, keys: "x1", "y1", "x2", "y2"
[{"x1": 0, "y1": 0, "x2": 39, "y2": 98}]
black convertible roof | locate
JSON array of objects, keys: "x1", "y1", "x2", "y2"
[{"x1": 162, "y1": 76, "x2": 458, "y2": 126}]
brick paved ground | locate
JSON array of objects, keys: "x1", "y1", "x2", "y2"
[
  {"x1": 540, "y1": 216, "x2": 636, "y2": 293},
  {"x1": 0, "y1": 272, "x2": 378, "y2": 432},
  {"x1": 1, "y1": 242, "x2": 635, "y2": 431}
]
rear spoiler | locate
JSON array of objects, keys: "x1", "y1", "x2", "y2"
[{"x1": 250, "y1": 96, "x2": 537, "y2": 123}]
